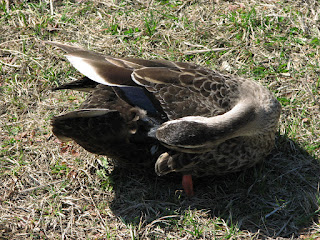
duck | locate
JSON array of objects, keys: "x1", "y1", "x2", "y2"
[{"x1": 47, "y1": 41, "x2": 281, "y2": 196}]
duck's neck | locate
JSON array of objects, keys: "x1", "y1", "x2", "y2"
[
  {"x1": 205, "y1": 100, "x2": 256, "y2": 136},
  {"x1": 156, "y1": 100, "x2": 258, "y2": 152}
]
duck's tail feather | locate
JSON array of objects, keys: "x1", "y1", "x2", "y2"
[
  {"x1": 45, "y1": 41, "x2": 89, "y2": 54},
  {"x1": 52, "y1": 77, "x2": 98, "y2": 92}
]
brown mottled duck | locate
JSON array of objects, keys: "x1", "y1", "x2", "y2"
[{"x1": 48, "y1": 42, "x2": 281, "y2": 196}]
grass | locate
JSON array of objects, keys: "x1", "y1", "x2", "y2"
[{"x1": 1, "y1": 0, "x2": 320, "y2": 239}]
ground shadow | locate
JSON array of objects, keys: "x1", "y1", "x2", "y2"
[{"x1": 106, "y1": 135, "x2": 320, "y2": 238}]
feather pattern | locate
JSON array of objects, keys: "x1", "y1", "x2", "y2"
[{"x1": 47, "y1": 41, "x2": 281, "y2": 179}]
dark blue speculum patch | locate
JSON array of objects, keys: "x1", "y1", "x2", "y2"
[{"x1": 118, "y1": 86, "x2": 159, "y2": 114}]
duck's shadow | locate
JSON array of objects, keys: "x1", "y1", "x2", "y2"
[{"x1": 104, "y1": 135, "x2": 320, "y2": 238}]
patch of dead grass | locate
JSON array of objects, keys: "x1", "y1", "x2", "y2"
[{"x1": 1, "y1": 0, "x2": 320, "y2": 239}]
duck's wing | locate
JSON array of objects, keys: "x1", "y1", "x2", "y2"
[
  {"x1": 47, "y1": 42, "x2": 229, "y2": 119},
  {"x1": 46, "y1": 41, "x2": 183, "y2": 87},
  {"x1": 47, "y1": 41, "x2": 174, "y2": 119},
  {"x1": 131, "y1": 66, "x2": 233, "y2": 119}
]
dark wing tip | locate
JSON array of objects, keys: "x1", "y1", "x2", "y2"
[
  {"x1": 51, "y1": 77, "x2": 98, "y2": 92},
  {"x1": 45, "y1": 41, "x2": 84, "y2": 53}
]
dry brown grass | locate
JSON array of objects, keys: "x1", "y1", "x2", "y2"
[{"x1": 1, "y1": 0, "x2": 320, "y2": 239}]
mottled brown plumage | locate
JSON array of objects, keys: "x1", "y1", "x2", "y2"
[{"x1": 48, "y1": 42, "x2": 281, "y2": 195}]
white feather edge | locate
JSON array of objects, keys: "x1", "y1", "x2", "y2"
[
  {"x1": 66, "y1": 54, "x2": 156, "y2": 88},
  {"x1": 54, "y1": 109, "x2": 118, "y2": 120},
  {"x1": 66, "y1": 55, "x2": 120, "y2": 86},
  {"x1": 130, "y1": 71, "x2": 143, "y2": 85}
]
